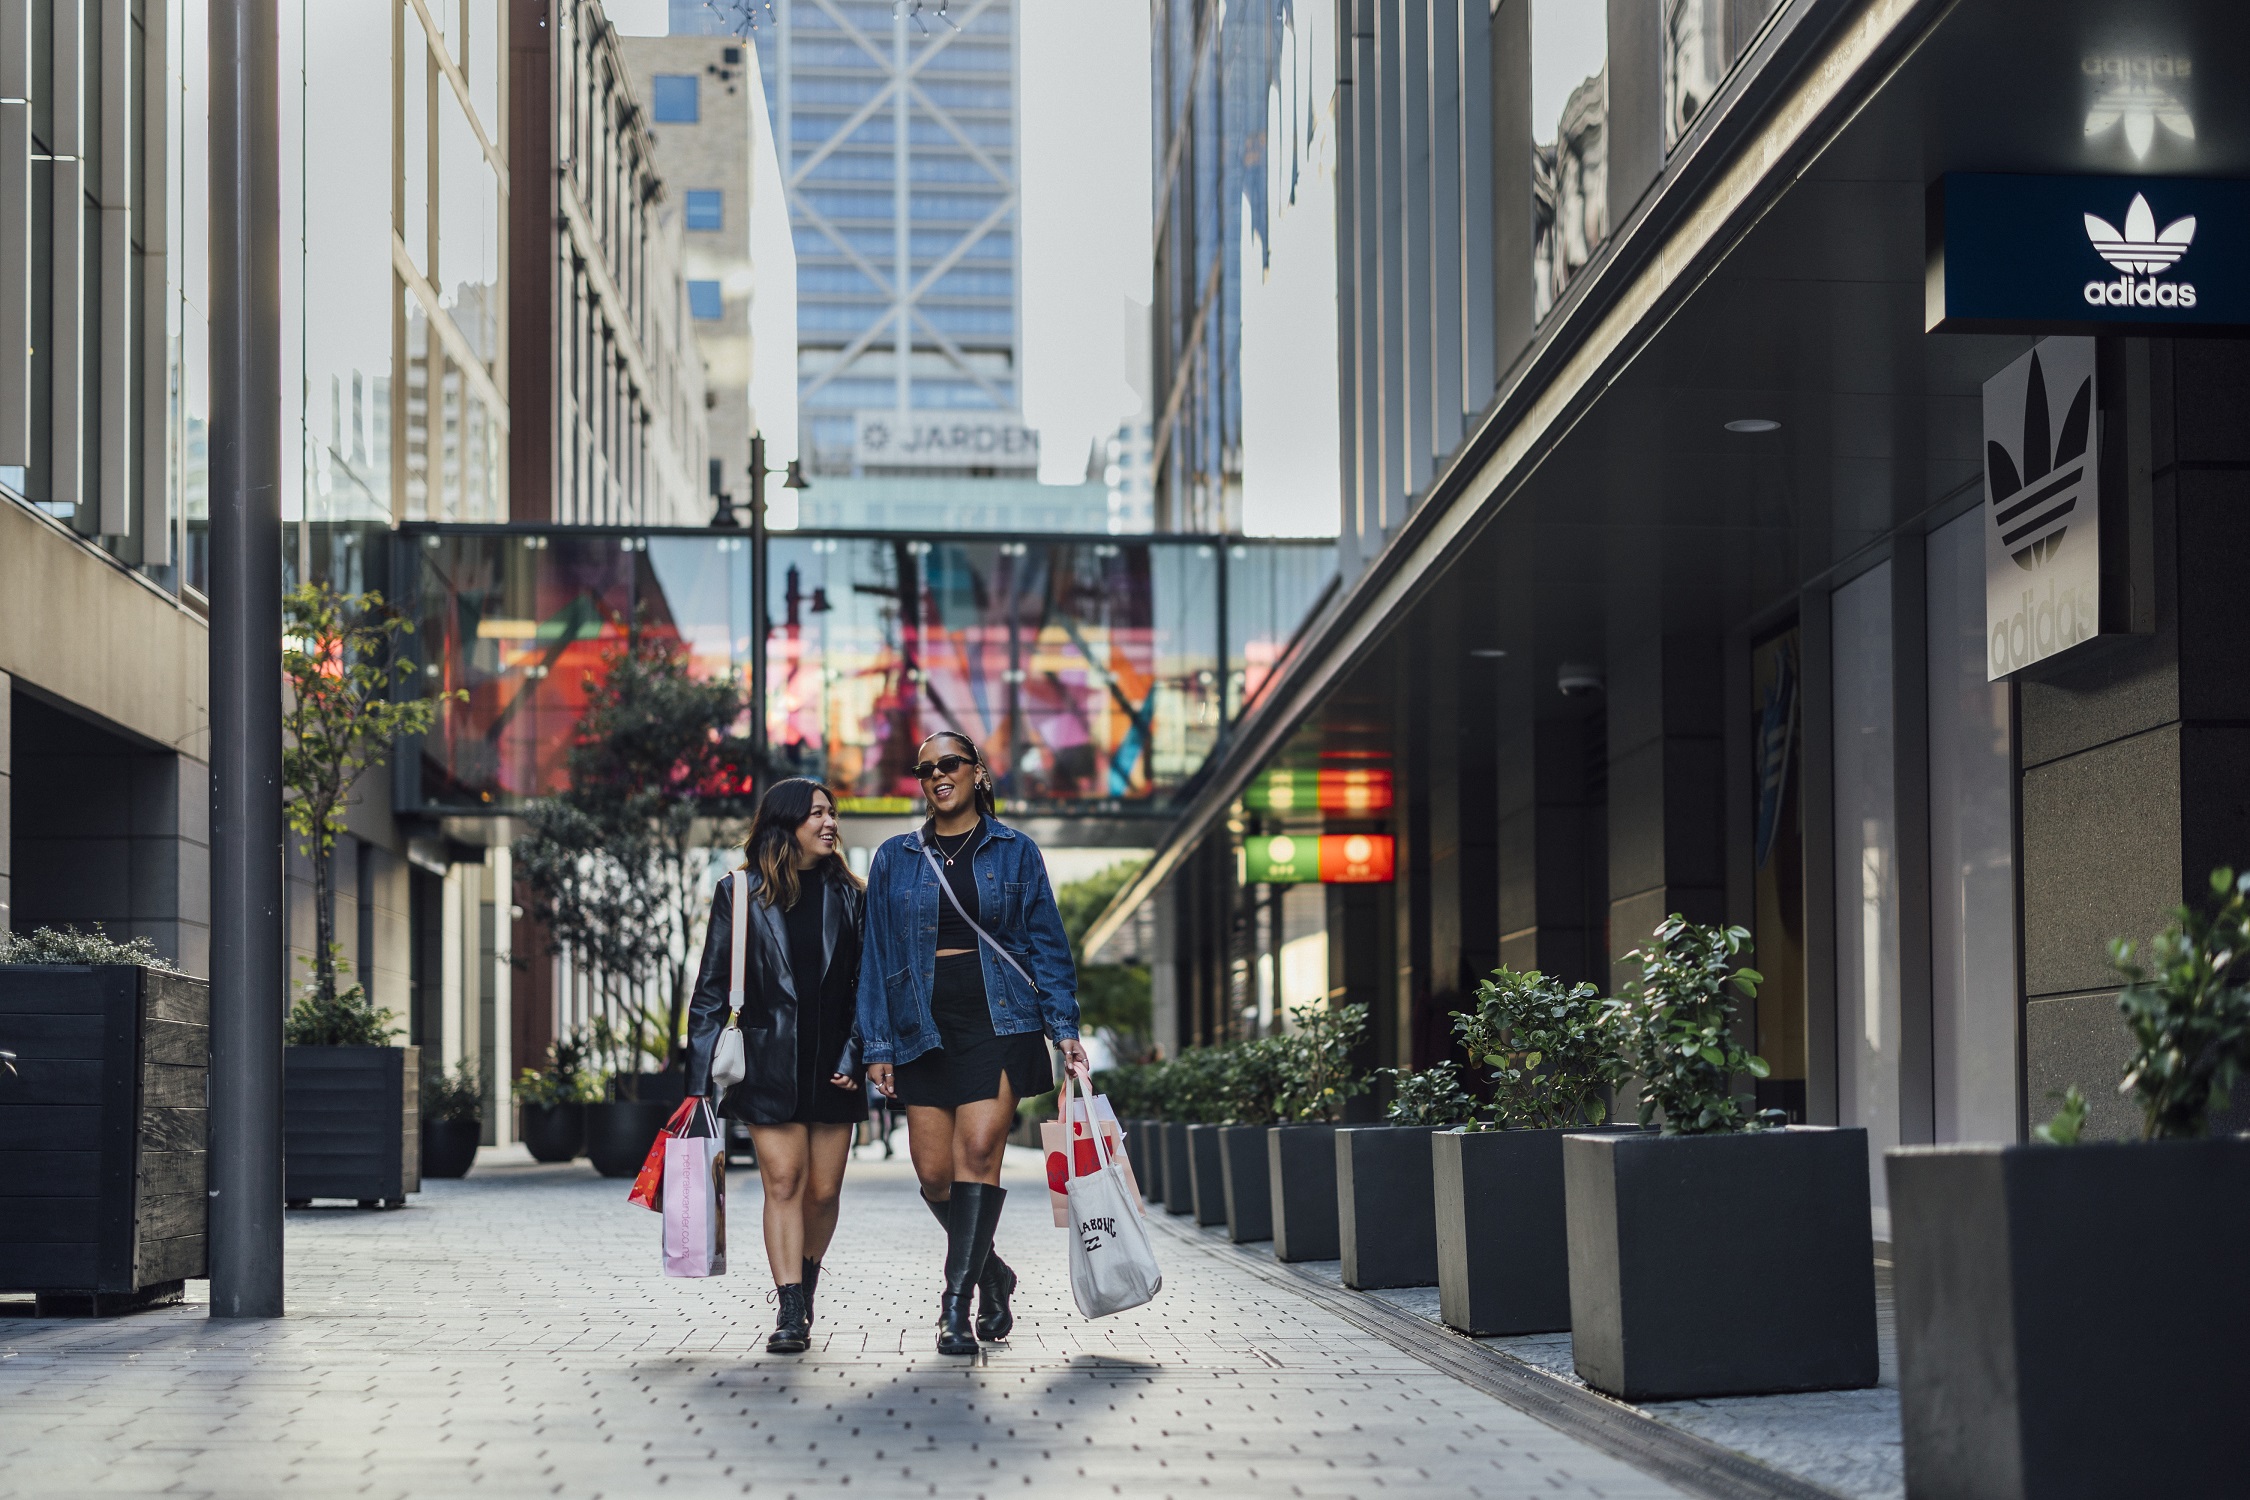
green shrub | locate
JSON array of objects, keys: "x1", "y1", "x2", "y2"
[
  {"x1": 511, "y1": 1030, "x2": 597, "y2": 1106},
  {"x1": 2110, "y1": 867, "x2": 2250, "y2": 1139},
  {"x1": 1220, "y1": 1036, "x2": 1292, "y2": 1125},
  {"x1": 0, "y1": 925, "x2": 175, "y2": 969},
  {"x1": 1274, "y1": 1000, "x2": 1371, "y2": 1123},
  {"x1": 1604, "y1": 915, "x2": 1772, "y2": 1135},
  {"x1": 282, "y1": 949, "x2": 397, "y2": 1047},
  {"x1": 423, "y1": 1060, "x2": 485, "y2": 1125},
  {"x1": 1158, "y1": 1045, "x2": 1231, "y2": 1123},
  {"x1": 1456, "y1": 966, "x2": 1625, "y2": 1130},
  {"x1": 1380, "y1": 1060, "x2": 1478, "y2": 1126}
]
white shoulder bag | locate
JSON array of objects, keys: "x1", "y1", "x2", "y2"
[{"x1": 708, "y1": 870, "x2": 749, "y2": 1093}]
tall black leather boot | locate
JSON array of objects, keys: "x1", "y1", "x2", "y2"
[
  {"x1": 937, "y1": 1182, "x2": 1000, "y2": 1356},
  {"x1": 926, "y1": 1187, "x2": 1015, "y2": 1341},
  {"x1": 801, "y1": 1258, "x2": 821, "y2": 1327}
]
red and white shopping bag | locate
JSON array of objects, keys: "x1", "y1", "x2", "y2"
[
  {"x1": 661, "y1": 1099, "x2": 727, "y2": 1278},
  {"x1": 1041, "y1": 1077, "x2": 1142, "y2": 1226},
  {"x1": 1058, "y1": 1063, "x2": 1161, "y2": 1318},
  {"x1": 628, "y1": 1098, "x2": 700, "y2": 1212}
]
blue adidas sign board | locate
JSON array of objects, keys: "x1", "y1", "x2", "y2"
[{"x1": 1928, "y1": 173, "x2": 2250, "y2": 334}]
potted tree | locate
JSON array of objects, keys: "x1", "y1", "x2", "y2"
[
  {"x1": 1888, "y1": 869, "x2": 2250, "y2": 1499},
  {"x1": 1214, "y1": 1036, "x2": 1288, "y2": 1242},
  {"x1": 0, "y1": 927, "x2": 208, "y2": 1314},
  {"x1": 584, "y1": 1014, "x2": 678, "y2": 1177},
  {"x1": 1564, "y1": 916, "x2": 1877, "y2": 1400},
  {"x1": 280, "y1": 583, "x2": 445, "y2": 1209},
  {"x1": 514, "y1": 1030, "x2": 594, "y2": 1163},
  {"x1": 1336, "y1": 1060, "x2": 1474, "y2": 1290},
  {"x1": 421, "y1": 1061, "x2": 484, "y2": 1178},
  {"x1": 282, "y1": 967, "x2": 419, "y2": 1207},
  {"x1": 1266, "y1": 1000, "x2": 1371, "y2": 1262},
  {"x1": 1434, "y1": 966, "x2": 1637, "y2": 1336}
]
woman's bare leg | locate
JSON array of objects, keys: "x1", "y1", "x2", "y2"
[
  {"x1": 746, "y1": 1123, "x2": 810, "y2": 1285},
  {"x1": 800, "y1": 1122, "x2": 855, "y2": 1263},
  {"x1": 906, "y1": 1104, "x2": 958, "y2": 1214},
  {"x1": 949, "y1": 1075, "x2": 1018, "y2": 1186}
]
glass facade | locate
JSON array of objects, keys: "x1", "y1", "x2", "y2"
[
  {"x1": 399, "y1": 527, "x2": 1333, "y2": 817},
  {"x1": 1531, "y1": 0, "x2": 1608, "y2": 324},
  {"x1": 1662, "y1": 0, "x2": 1783, "y2": 150}
]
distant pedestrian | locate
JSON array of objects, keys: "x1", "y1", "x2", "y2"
[
  {"x1": 859, "y1": 732, "x2": 1085, "y2": 1356},
  {"x1": 686, "y1": 778, "x2": 867, "y2": 1354}
]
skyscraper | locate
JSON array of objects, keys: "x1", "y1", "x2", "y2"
[{"x1": 677, "y1": 0, "x2": 1029, "y2": 479}]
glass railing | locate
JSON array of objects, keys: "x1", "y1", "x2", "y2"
[{"x1": 395, "y1": 525, "x2": 1335, "y2": 817}]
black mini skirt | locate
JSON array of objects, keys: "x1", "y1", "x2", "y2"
[{"x1": 892, "y1": 951, "x2": 1052, "y2": 1108}]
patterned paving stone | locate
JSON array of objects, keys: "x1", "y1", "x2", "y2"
[{"x1": 0, "y1": 1143, "x2": 1686, "y2": 1499}]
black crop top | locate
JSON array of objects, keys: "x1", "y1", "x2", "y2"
[{"x1": 928, "y1": 819, "x2": 986, "y2": 951}]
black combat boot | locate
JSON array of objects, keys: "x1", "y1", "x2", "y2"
[{"x1": 767, "y1": 1283, "x2": 810, "y2": 1354}]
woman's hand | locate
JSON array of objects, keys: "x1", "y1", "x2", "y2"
[
  {"x1": 828, "y1": 1072, "x2": 856, "y2": 1091},
  {"x1": 1058, "y1": 1038, "x2": 1091, "y2": 1076},
  {"x1": 867, "y1": 1062, "x2": 896, "y2": 1099}
]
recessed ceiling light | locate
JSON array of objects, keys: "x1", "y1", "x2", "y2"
[
  {"x1": 1468, "y1": 647, "x2": 1508, "y2": 659},
  {"x1": 1725, "y1": 418, "x2": 1781, "y2": 434}
]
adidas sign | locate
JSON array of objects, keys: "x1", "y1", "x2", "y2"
[{"x1": 2082, "y1": 192, "x2": 2197, "y2": 307}]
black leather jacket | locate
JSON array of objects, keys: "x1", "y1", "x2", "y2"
[{"x1": 684, "y1": 868, "x2": 866, "y2": 1122}]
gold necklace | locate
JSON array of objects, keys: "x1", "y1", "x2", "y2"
[{"x1": 932, "y1": 826, "x2": 974, "y2": 866}]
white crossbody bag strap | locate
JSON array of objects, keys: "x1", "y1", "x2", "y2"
[
  {"x1": 728, "y1": 870, "x2": 748, "y2": 1025},
  {"x1": 918, "y1": 839, "x2": 1040, "y2": 995}
]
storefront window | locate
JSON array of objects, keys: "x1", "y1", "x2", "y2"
[
  {"x1": 1749, "y1": 624, "x2": 1807, "y2": 1120},
  {"x1": 1832, "y1": 562, "x2": 1900, "y2": 1226},
  {"x1": 1531, "y1": 0, "x2": 1607, "y2": 323},
  {"x1": 1926, "y1": 511, "x2": 2019, "y2": 1142},
  {"x1": 1663, "y1": 0, "x2": 1783, "y2": 151}
]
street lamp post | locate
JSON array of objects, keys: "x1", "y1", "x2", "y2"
[
  {"x1": 725, "y1": 433, "x2": 806, "y2": 777},
  {"x1": 206, "y1": 0, "x2": 285, "y2": 1319}
]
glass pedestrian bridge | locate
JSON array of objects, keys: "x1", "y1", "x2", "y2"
[{"x1": 395, "y1": 525, "x2": 1336, "y2": 821}]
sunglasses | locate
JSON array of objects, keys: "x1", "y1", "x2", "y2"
[{"x1": 912, "y1": 753, "x2": 977, "y2": 781}]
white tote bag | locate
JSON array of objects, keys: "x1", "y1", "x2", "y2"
[
  {"x1": 1059, "y1": 1065, "x2": 1162, "y2": 1318},
  {"x1": 709, "y1": 871, "x2": 749, "y2": 1093}
]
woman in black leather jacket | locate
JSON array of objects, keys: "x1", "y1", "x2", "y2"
[{"x1": 685, "y1": 778, "x2": 866, "y2": 1354}]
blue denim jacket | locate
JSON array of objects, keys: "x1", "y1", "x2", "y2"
[{"x1": 854, "y1": 817, "x2": 1080, "y2": 1066}]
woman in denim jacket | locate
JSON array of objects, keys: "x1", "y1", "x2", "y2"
[{"x1": 858, "y1": 731, "x2": 1085, "y2": 1355}]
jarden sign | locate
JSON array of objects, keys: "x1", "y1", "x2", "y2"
[{"x1": 1984, "y1": 338, "x2": 2099, "y2": 681}]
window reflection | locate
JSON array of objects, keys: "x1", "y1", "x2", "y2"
[
  {"x1": 1663, "y1": 0, "x2": 1781, "y2": 151},
  {"x1": 1531, "y1": 0, "x2": 1607, "y2": 324},
  {"x1": 2082, "y1": 52, "x2": 2195, "y2": 161}
]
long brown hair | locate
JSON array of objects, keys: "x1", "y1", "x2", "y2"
[
  {"x1": 918, "y1": 730, "x2": 999, "y2": 820},
  {"x1": 743, "y1": 777, "x2": 861, "y2": 909}
]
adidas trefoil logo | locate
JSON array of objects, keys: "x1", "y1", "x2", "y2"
[
  {"x1": 1987, "y1": 350, "x2": 2092, "y2": 571},
  {"x1": 2083, "y1": 192, "x2": 2198, "y2": 307}
]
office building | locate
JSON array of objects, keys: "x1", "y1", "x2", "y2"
[{"x1": 1093, "y1": 0, "x2": 2250, "y2": 1209}]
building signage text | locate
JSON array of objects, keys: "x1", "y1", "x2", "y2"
[
  {"x1": 853, "y1": 411, "x2": 1040, "y2": 470},
  {"x1": 1984, "y1": 337, "x2": 2101, "y2": 681},
  {"x1": 1928, "y1": 173, "x2": 2250, "y2": 334}
]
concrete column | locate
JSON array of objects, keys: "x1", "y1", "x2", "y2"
[
  {"x1": 1488, "y1": 0, "x2": 1534, "y2": 373},
  {"x1": 1373, "y1": 0, "x2": 1406, "y2": 532},
  {"x1": 1426, "y1": 0, "x2": 1465, "y2": 455},
  {"x1": 441, "y1": 862, "x2": 467, "y2": 1071},
  {"x1": 1151, "y1": 886, "x2": 1180, "y2": 1060},
  {"x1": 2017, "y1": 339, "x2": 2250, "y2": 1140},
  {"x1": 1603, "y1": 0, "x2": 1663, "y2": 232},
  {"x1": 1606, "y1": 585, "x2": 1727, "y2": 989},
  {"x1": 1455, "y1": 0, "x2": 1495, "y2": 407},
  {"x1": 488, "y1": 845, "x2": 513, "y2": 1146},
  {"x1": 1498, "y1": 708, "x2": 1609, "y2": 989},
  {"x1": 1332, "y1": 2, "x2": 1363, "y2": 569},
  {"x1": 1394, "y1": 0, "x2": 1434, "y2": 499}
]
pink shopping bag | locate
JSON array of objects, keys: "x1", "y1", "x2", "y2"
[{"x1": 661, "y1": 1100, "x2": 727, "y2": 1278}]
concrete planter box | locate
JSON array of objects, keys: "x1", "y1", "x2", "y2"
[
  {"x1": 1186, "y1": 1123, "x2": 1228, "y2": 1225},
  {"x1": 1887, "y1": 1139, "x2": 2250, "y2": 1500},
  {"x1": 1564, "y1": 1126, "x2": 1878, "y2": 1400},
  {"x1": 1161, "y1": 1121, "x2": 1196, "y2": 1217},
  {"x1": 1337, "y1": 1126, "x2": 1440, "y2": 1289},
  {"x1": 1217, "y1": 1124, "x2": 1273, "y2": 1242},
  {"x1": 1122, "y1": 1118, "x2": 1155, "y2": 1200},
  {"x1": 1433, "y1": 1124, "x2": 1644, "y2": 1336},
  {"x1": 284, "y1": 1046, "x2": 421, "y2": 1207},
  {"x1": 420, "y1": 1118, "x2": 481, "y2": 1178},
  {"x1": 519, "y1": 1102, "x2": 585, "y2": 1163},
  {"x1": 586, "y1": 1100, "x2": 674, "y2": 1178},
  {"x1": 1267, "y1": 1123, "x2": 1341, "y2": 1261},
  {"x1": 0, "y1": 964, "x2": 210, "y2": 1313}
]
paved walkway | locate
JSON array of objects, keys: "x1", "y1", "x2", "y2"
[{"x1": 0, "y1": 1142, "x2": 1686, "y2": 1500}]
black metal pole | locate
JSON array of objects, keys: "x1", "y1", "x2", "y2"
[
  {"x1": 748, "y1": 433, "x2": 768, "y2": 771},
  {"x1": 206, "y1": 0, "x2": 285, "y2": 1320}
]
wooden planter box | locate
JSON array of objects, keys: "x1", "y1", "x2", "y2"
[
  {"x1": 1267, "y1": 1123, "x2": 1341, "y2": 1261},
  {"x1": 1433, "y1": 1125, "x2": 1644, "y2": 1335},
  {"x1": 1565, "y1": 1126, "x2": 1878, "y2": 1400},
  {"x1": 0, "y1": 964, "x2": 210, "y2": 1313},
  {"x1": 1337, "y1": 1126, "x2": 1440, "y2": 1289},
  {"x1": 1217, "y1": 1124, "x2": 1273, "y2": 1242},
  {"x1": 283, "y1": 1046, "x2": 421, "y2": 1206},
  {"x1": 1888, "y1": 1139, "x2": 2250, "y2": 1500}
]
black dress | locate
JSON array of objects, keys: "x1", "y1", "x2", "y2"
[
  {"x1": 784, "y1": 881, "x2": 867, "y2": 1125},
  {"x1": 892, "y1": 819, "x2": 1053, "y2": 1108}
]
